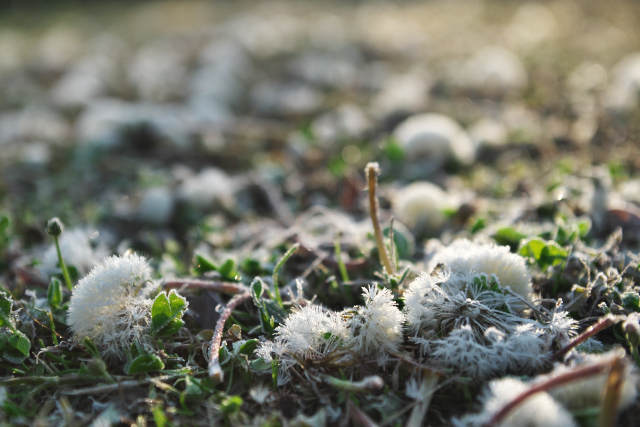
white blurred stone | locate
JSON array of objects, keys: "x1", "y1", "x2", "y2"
[
  {"x1": 311, "y1": 104, "x2": 370, "y2": 144},
  {"x1": 0, "y1": 107, "x2": 69, "y2": 145},
  {"x1": 392, "y1": 182, "x2": 457, "y2": 233},
  {"x1": 0, "y1": 30, "x2": 26, "y2": 73},
  {"x1": 20, "y1": 142, "x2": 52, "y2": 165},
  {"x1": 128, "y1": 40, "x2": 188, "y2": 102},
  {"x1": 393, "y1": 113, "x2": 475, "y2": 165},
  {"x1": 457, "y1": 46, "x2": 527, "y2": 94},
  {"x1": 604, "y1": 52, "x2": 640, "y2": 111},
  {"x1": 37, "y1": 25, "x2": 84, "y2": 70},
  {"x1": 178, "y1": 167, "x2": 236, "y2": 210},
  {"x1": 51, "y1": 55, "x2": 117, "y2": 107},
  {"x1": 500, "y1": 104, "x2": 541, "y2": 144},
  {"x1": 251, "y1": 82, "x2": 323, "y2": 115},
  {"x1": 469, "y1": 118, "x2": 508, "y2": 148},
  {"x1": 137, "y1": 186, "x2": 175, "y2": 225},
  {"x1": 188, "y1": 64, "x2": 244, "y2": 107},
  {"x1": 505, "y1": 3, "x2": 558, "y2": 50},
  {"x1": 75, "y1": 98, "x2": 195, "y2": 148},
  {"x1": 372, "y1": 72, "x2": 430, "y2": 116},
  {"x1": 289, "y1": 52, "x2": 357, "y2": 89}
]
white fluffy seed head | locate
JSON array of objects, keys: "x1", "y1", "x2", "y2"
[
  {"x1": 453, "y1": 378, "x2": 578, "y2": 427},
  {"x1": 41, "y1": 228, "x2": 110, "y2": 276},
  {"x1": 392, "y1": 181, "x2": 456, "y2": 233},
  {"x1": 67, "y1": 253, "x2": 155, "y2": 360},
  {"x1": 428, "y1": 239, "x2": 533, "y2": 302},
  {"x1": 343, "y1": 286, "x2": 404, "y2": 360}
]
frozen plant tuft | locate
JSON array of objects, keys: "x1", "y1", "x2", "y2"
[
  {"x1": 428, "y1": 239, "x2": 533, "y2": 302},
  {"x1": 342, "y1": 285, "x2": 404, "y2": 360},
  {"x1": 67, "y1": 253, "x2": 157, "y2": 361}
]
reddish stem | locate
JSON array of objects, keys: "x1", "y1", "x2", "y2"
[
  {"x1": 553, "y1": 315, "x2": 624, "y2": 360},
  {"x1": 349, "y1": 400, "x2": 379, "y2": 427},
  {"x1": 208, "y1": 292, "x2": 251, "y2": 381},
  {"x1": 163, "y1": 279, "x2": 249, "y2": 295}
]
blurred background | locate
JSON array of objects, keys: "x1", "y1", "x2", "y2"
[{"x1": 2, "y1": 0, "x2": 640, "y2": 269}]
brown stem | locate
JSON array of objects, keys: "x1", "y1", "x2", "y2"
[
  {"x1": 208, "y1": 292, "x2": 252, "y2": 381},
  {"x1": 162, "y1": 279, "x2": 249, "y2": 295},
  {"x1": 366, "y1": 162, "x2": 395, "y2": 275},
  {"x1": 484, "y1": 357, "x2": 617, "y2": 427},
  {"x1": 553, "y1": 315, "x2": 624, "y2": 360},
  {"x1": 599, "y1": 353, "x2": 627, "y2": 427}
]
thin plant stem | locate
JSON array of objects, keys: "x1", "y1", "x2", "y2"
[
  {"x1": 334, "y1": 234, "x2": 350, "y2": 283},
  {"x1": 162, "y1": 279, "x2": 249, "y2": 295},
  {"x1": 53, "y1": 236, "x2": 73, "y2": 290},
  {"x1": 366, "y1": 162, "x2": 395, "y2": 275},
  {"x1": 208, "y1": 292, "x2": 251, "y2": 381},
  {"x1": 599, "y1": 352, "x2": 627, "y2": 427},
  {"x1": 272, "y1": 243, "x2": 300, "y2": 308},
  {"x1": 388, "y1": 217, "x2": 397, "y2": 272},
  {"x1": 406, "y1": 370, "x2": 439, "y2": 427},
  {"x1": 349, "y1": 400, "x2": 379, "y2": 427},
  {"x1": 483, "y1": 354, "x2": 621, "y2": 427},
  {"x1": 553, "y1": 315, "x2": 624, "y2": 360}
]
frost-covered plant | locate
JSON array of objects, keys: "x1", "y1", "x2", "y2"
[
  {"x1": 535, "y1": 350, "x2": 639, "y2": 411},
  {"x1": 405, "y1": 271, "x2": 550, "y2": 379},
  {"x1": 342, "y1": 286, "x2": 404, "y2": 361},
  {"x1": 256, "y1": 304, "x2": 348, "y2": 382},
  {"x1": 428, "y1": 239, "x2": 533, "y2": 302},
  {"x1": 452, "y1": 378, "x2": 578, "y2": 427},
  {"x1": 42, "y1": 228, "x2": 110, "y2": 277},
  {"x1": 67, "y1": 253, "x2": 157, "y2": 361}
]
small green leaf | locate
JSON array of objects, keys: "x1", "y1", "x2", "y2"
[
  {"x1": 470, "y1": 217, "x2": 486, "y2": 234},
  {"x1": 2, "y1": 330, "x2": 31, "y2": 364},
  {"x1": 83, "y1": 337, "x2": 101, "y2": 359},
  {"x1": 47, "y1": 278, "x2": 62, "y2": 309},
  {"x1": 0, "y1": 291, "x2": 15, "y2": 330},
  {"x1": 184, "y1": 376, "x2": 203, "y2": 396},
  {"x1": 250, "y1": 357, "x2": 271, "y2": 372},
  {"x1": 622, "y1": 292, "x2": 640, "y2": 312},
  {"x1": 221, "y1": 396, "x2": 243, "y2": 416},
  {"x1": 493, "y1": 227, "x2": 527, "y2": 250},
  {"x1": 194, "y1": 254, "x2": 217, "y2": 274},
  {"x1": 151, "y1": 290, "x2": 188, "y2": 336},
  {"x1": 519, "y1": 238, "x2": 547, "y2": 264},
  {"x1": 251, "y1": 278, "x2": 264, "y2": 305},
  {"x1": 127, "y1": 353, "x2": 165, "y2": 375},
  {"x1": 218, "y1": 259, "x2": 236, "y2": 280},
  {"x1": 219, "y1": 344, "x2": 231, "y2": 366},
  {"x1": 237, "y1": 339, "x2": 258, "y2": 356},
  {"x1": 0, "y1": 215, "x2": 9, "y2": 232},
  {"x1": 577, "y1": 218, "x2": 592, "y2": 239}
]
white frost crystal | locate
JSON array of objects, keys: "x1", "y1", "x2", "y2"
[
  {"x1": 67, "y1": 254, "x2": 156, "y2": 360},
  {"x1": 428, "y1": 239, "x2": 533, "y2": 302},
  {"x1": 453, "y1": 378, "x2": 577, "y2": 427},
  {"x1": 343, "y1": 286, "x2": 404, "y2": 359}
]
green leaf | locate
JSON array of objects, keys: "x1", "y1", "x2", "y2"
[
  {"x1": 218, "y1": 259, "x2": 237, "y2": 280},
  {"x1": 83, "y1": 337, "x2": 101, "y2": 359},
  {"x1": 519, "y1": 238, "x2": 547, "y2": 264},
  {"x1": 251, "y1": 279, "x2": 264, "y2": 305},
  {"x1": 221, "y1": 396, "x2": 243, "y2": 416},
  {"x1": 470, "y1": 217, "x2": 486, "y2": 234},
  {"x1": 47, "y1": 278, "x2": 62, "y2": 309},
  {"x1": 193, "y1": 253, "x2": 217, "y2": 274},
  {"x1": 622, "y1": 292, "x2": 640, "y2": 312},
  {"x1": 151, "y1": 290, "x2": 188, "y2": 336},
  {"x1": 250, "y1": 357, "x2": 271, "y2": 372},
  {"x1": 153, "y1": 405, "x2": 171, "y2": 427},
  {"x1": 2, "y1": 331, "x2": 31, "y2": 364},
  {"x1": 219, "y1": 344, "x2": 231, "y2": 366},
  {"x1": 0, "y1": 291, "x2": 15, "y2": 330},
  {"x1": 127, "y1": 353, "x2": 165, "y2": 375},
  {"x1": 184, "y1": 376, "x2": 203, "y2": 396},
  {"x1": 577, "y1": 218, "x2": 592, "y2": 239},
  {"x1": 520, "y1": 238, "x2": 568, "y2": 271},
  {"x1": 493, "y1": 227, "x2": 527, "y2": 250},
  {"x1": 0, "y1": 215, "x2": 9, "y2": 232},
  {"x1": 237, "y1": 339, "x2": 258, "y2": 356}
]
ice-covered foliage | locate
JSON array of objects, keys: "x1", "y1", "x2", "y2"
[
  {"x1": 67, "y1": 253, "x2": 157, "y2": 360},
  {"x1": 342, "y1": 286, "x2": 404, "y2": 360},
  {"x1": 428, "y1": 239, "x2": 534, "y2": 302}
]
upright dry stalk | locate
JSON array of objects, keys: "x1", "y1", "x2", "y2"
[
  {"x1": 365, "y1": 163, "x2": 395, "y2": 275},
  {"x1": 406, "y1": 371, "x2": 439, "y2": 427},
  {"x1": 208, "y1": 292, "x2": 251, "y2": 381},
  {"x1": 599, "y1": 353, "x2": 627, "y2": 427}
]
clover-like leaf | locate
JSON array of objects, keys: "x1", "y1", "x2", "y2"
[
  {"x1": 151, "y1": 290, "x2": 188, "y2": 336},
  {"x1": 127, "y1": 353, "x2": 165, "y2": 375}
]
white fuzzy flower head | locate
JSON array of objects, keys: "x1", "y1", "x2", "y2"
[
  {"x1": 343, "y1": 286, "x2": 404, "y2": 360},
  {"x1": 42, "y1": 228, "x2": 110, "y2": 276},
  {"x1": 428, "y1": 239, "x2": 533, "y2": 302},
  {"x1": 67, "y1": 253, "x2": 156, "y2": 361},
  {"x1": 453, "y1": 378, "x2": 578, "y2": 427}
]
